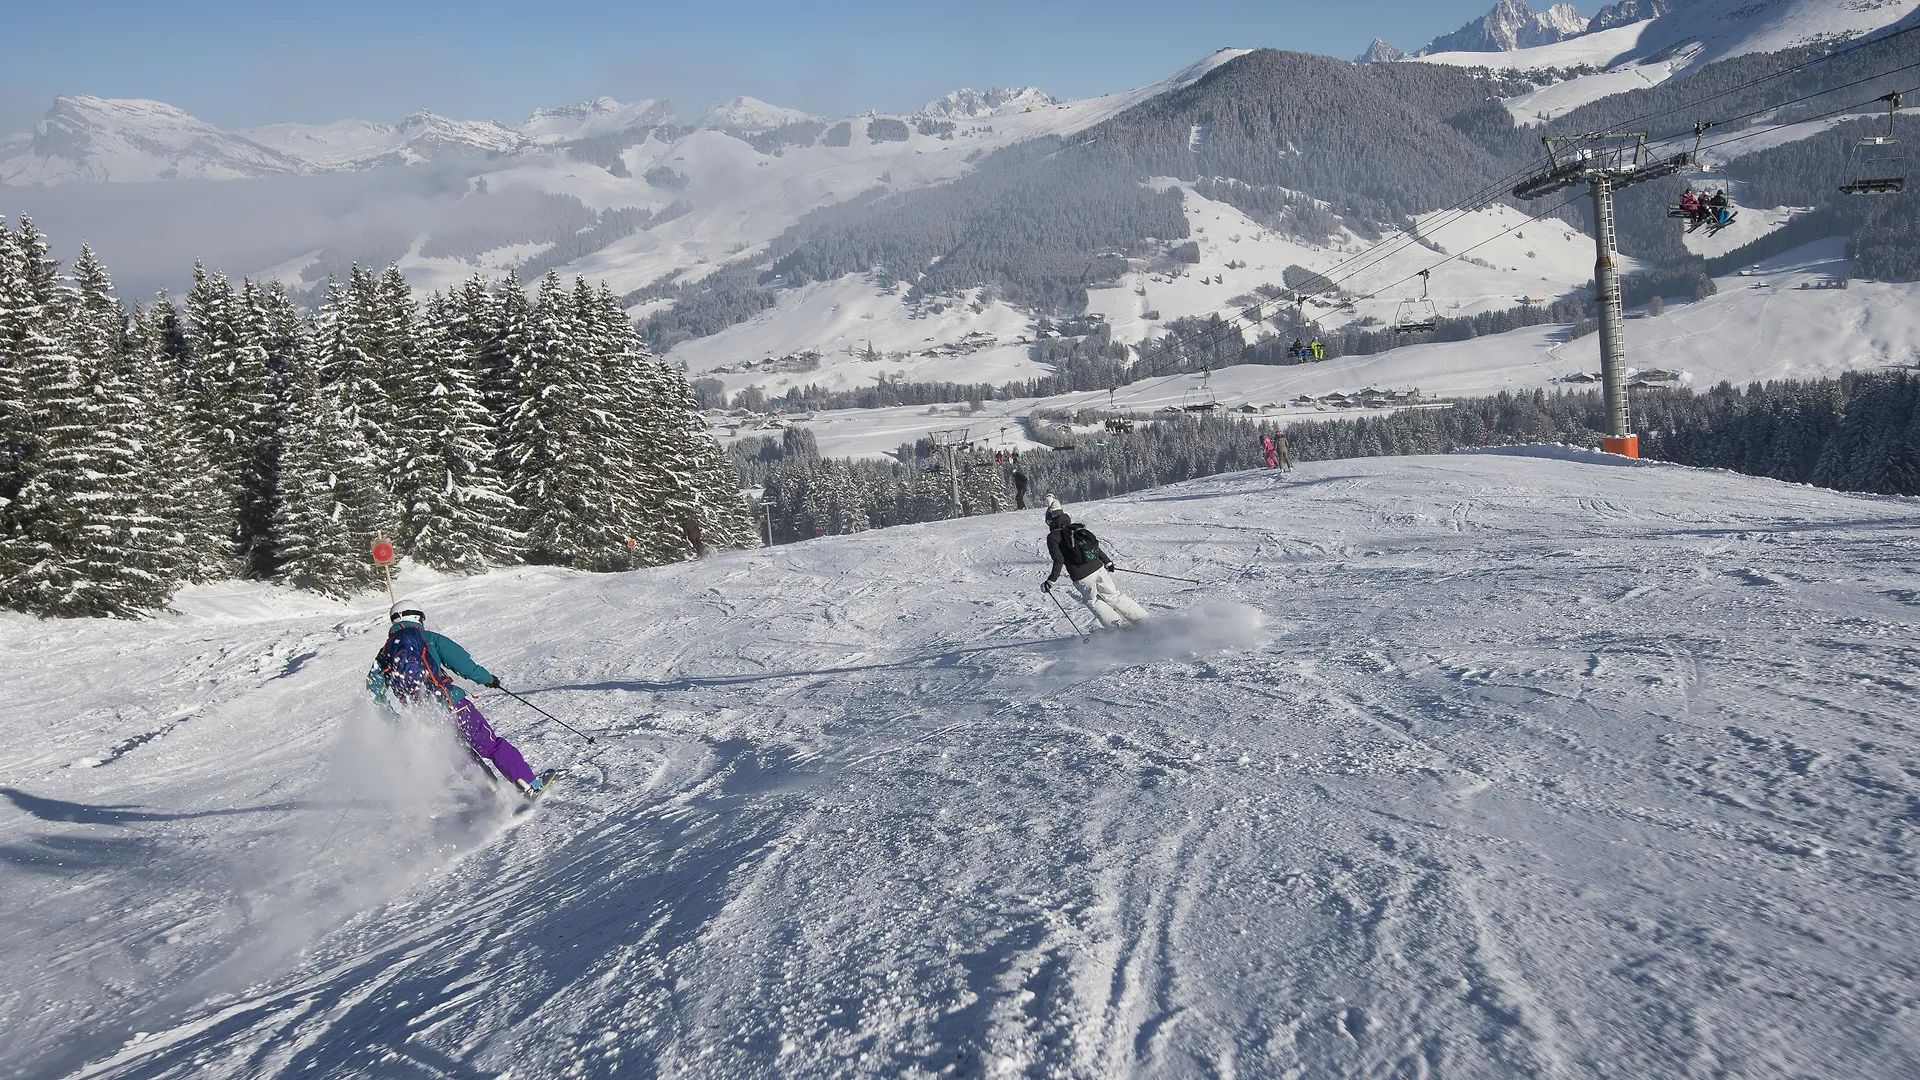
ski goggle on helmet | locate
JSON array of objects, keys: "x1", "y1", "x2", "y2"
[{"x1": 389, "y1": 604, "x2": 426, "y2": 625}]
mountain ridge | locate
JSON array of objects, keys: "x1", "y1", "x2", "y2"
[{"x1": 1416, "y1": 0, "x2": 1590, "y2": 56}]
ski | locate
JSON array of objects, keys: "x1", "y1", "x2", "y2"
[{"x1": 519, "y1": 768, "x2": 563, "y2": 809}]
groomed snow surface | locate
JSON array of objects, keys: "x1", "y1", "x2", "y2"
[{"x1": 6, "y1": 450, "x2": 1919, "y2": 1078}]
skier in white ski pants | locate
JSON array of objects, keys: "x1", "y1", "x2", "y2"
[
  {"x1": 1042, "y1": 501, "x2": 1150, "y2": 630},
  {"x1": 1072, "y1": 567, "x2": 1150, "y2": 629}
]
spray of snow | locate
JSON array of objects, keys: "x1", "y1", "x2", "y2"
[
  {"x1": 1043, "y1": 598, "x2": 1269, "y2": 679},
  {"x1": 197, "y1": 705, "x2": 511, "y2": 990}
]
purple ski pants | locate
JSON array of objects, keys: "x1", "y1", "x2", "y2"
[{"x1": 451, "y1": 698, "x2": 536, "y2": 785}]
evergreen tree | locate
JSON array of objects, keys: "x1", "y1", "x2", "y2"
[
  {"x1": 1, "y1": 236, "x2": 163, "y2": 614},
  {"x1": 183, "y1": 263, "x2": 280, "y2": 568},
  {"x1": 397, "y1": 295, "x2": 522, "y2": 572},
  {"x1": 273, "y1": 350, "x2": 391, "y2": 598},
  {"x1": 124, "y1": 301, "x2": 206, "y2": 587}
]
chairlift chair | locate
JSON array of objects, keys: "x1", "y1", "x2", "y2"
[
  {"x1": 1394, "y1": 269, "x2": 1439, "y2": 334},
  {"x1": 1842, "y1": 93, "x2": 1906, "y2": 196},
  {"x1": 1667, "y1": 122, "x2": 1740, "y2": 233},
  {"x1": 1181, "y1": 368, "x2": 1220, "y2": 413}
]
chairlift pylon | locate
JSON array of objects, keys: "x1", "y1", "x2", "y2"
[
  {"x1": 1842, "y1": 92, "x2": 1906, "y2": 196},
  {"x1": 1394, "y1": 269, "x2": 1439, "y2": 334}
]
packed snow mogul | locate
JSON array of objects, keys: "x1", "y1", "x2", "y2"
[
  {"x1": 367, "y1": 604, "x2": 547, "y2": 796},
  {"x1": 1040, "y1": 497, "x2": 1150, "y2": 630}
]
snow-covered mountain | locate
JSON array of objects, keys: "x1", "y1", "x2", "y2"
[
  {"x1": 1419, "y1": 0, "x2": 1920, "y2": 125},
  {"x1": 517, "y1": 97, "x2": 674, "y2": 145},
  {"x1": 245, "y1": 109, "x2": 527, "y2": 169},
  {"x1": 0, "y1": 96, "x2": 675, "y2": 182},
  {"x1": 1416, "y1": 0, "x2": 1589, "y2": 55},
  {"x1": 0, "y1": 96, "x2": 304, "y2": 184},
  {"x1": 1420, "y1": 0, "x2": 1920, "y2": 70},
  {"x1": 697, "y1": 96, "x2": 813, "y2": 131},
  {"x1": 917, "y1": 86, "x2": 1060, "y2": 119},
  {"x1": 1587, "y1": 0, "x2": 1677, "y2": 33}
]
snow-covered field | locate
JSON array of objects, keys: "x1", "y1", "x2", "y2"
[
  {"x1": 7, "y1": 449, "x2": 1920, "y2": 1078},
  {"x1": 1045, "y1": 237, "x2": 1920, "y2": 416},
  {"x1": 670, "y1": 182, "x2": 1616, "y2": 399},
  {"x1": 735, "y1": 237, "x2": 1918, "y2": 461}
]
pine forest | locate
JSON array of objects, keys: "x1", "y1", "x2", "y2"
[{"x1": 0, "y1": 216, "x2": 755, "y2": 618}]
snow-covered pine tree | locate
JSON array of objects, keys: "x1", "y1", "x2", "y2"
[
  {"x1": 0, "y1": 237, "x2": 162, "y2": 615},
  {"x1": 318, "y1": 267, "x2": 403, "y2": 491},
  {"x1": 273, "y1": 348, "x2": 391, "y2": 598},
  {"x1": 482, "y1": 270, "x2": 531, "y2": 436},
  {"x1": 371, "y1": 264, "x2": 422, "y2": 480},
  {"x1": 183, "y1": 263, "x2": 280, "y2": 568},
  {"x1": 0, "y1": 221, "x2": 30, "y2": 580},
  {"x1": 958, "y1": 456, "x2": 1010, "y2": 517},
  {"x1": 0, "y1": 220, "x2": 65, "y2": 538},
  {"x1": 505, "y1": 271, "x2": 610, "y2": 567},
  {"x1": 0, "y1": 219, "x2": 56, "y2": 610},
  {"x1": 397, "y1": 293, "x2": 522, "y2": 573},
  {"x1": 135, "y1": 295, "x2": 238, "y2": 583},
  {"x1": 225, "y1": 279, "x2": 288, "y2": 573},
  {"x1": 558, "y1": 277, "x2": 656, "y2": 569},
  {"x1": 594, "y1": 284, "x2": 755, "y2": 556}
]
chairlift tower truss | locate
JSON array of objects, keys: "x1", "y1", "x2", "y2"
[
  {"x1": 1514, "y1": 132, "x2": 1688, "y2": 456},
  {"x1": 928, "y1": 427, "x2": 972, "y2": 514}
]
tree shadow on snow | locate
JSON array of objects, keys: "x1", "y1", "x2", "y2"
[{"x1": 0, "y1": 786, "x2": 348, "y2": 826}]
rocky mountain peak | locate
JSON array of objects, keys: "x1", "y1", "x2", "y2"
[
  {"x1": 1355, "y1": 38, "x2": 1407, "y2": 63},
  {"x1": 1417, "y1": 0, "x2": 1590, "y2": 55}
]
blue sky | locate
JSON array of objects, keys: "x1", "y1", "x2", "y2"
[{"x1": 2, "y1": 1, "x2": 1593, "y2": 133}]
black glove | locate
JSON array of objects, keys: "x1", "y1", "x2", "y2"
[
  {"x1": 1041, "y1": 580, "x2": 1054, "y2": 593},
  {"x1": 485, "y1": 676, "x2": 502, "y2": 689}
]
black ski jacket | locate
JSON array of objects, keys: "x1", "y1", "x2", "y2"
[{"x1": 1047, "y1": 526, "x2": 1109, "y2": 583}]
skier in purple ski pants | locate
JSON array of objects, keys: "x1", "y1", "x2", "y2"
[{"x1": 366, "y1": 604, "x2": 545, "y2": 794}]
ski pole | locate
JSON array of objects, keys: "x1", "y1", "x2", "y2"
[
  {"x1": 1046, "y1": 587, "x2": 1091, "y2": 642},
  {"x1": 1113, "y1": 567, "x2": 1204, "y2": 585},
  {"x1": 496, "y1": 686, "x2": 598, "y2": 744}
]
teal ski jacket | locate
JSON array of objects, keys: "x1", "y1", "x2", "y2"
[{"x1": 366, "y1": 627, "x2": 497, "y2": 709}]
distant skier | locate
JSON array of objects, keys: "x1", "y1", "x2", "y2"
[
  {"x1": 1262, "y1": 435, "x2": 1281, "y2": 469},
  {"x1": 1310, "y1": 338, "x2": 1325, "y2": 361},
  {"x1": 367, "y1": 604, "x2": 546, "y2": 796},
  {"x1": 1041, "y1": 497, "x2": 1150, "y2": 630},
  {"x1": 1679, "y1": 188, "x2": 1702, "y2": 223},
  {"x1": 1012, "y1": 466, "x2": 1030, "y2": 509},
  {"x1": 1291, "y1": 336, "x2": 1306, "y2": 362},
  {"x1": 1273, "y1": 432, "x2": 1293, "y2": 472}
]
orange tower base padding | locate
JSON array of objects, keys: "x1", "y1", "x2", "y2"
[{"x1": 1601, "y1": 434, "x2": 1639, "y2": 458}]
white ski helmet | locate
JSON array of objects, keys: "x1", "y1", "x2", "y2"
[{"x1": 389, "y1": 602, "x2": 426, "y2": 626}]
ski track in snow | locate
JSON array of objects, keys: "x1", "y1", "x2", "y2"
[{"x1": 4, "y1": 452, "x2": 1920, "y2": 1078}]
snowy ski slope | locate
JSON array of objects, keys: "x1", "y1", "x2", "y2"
[{"x1": 5, "y1": 450, "x2": 1919, "y2": 1078}]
